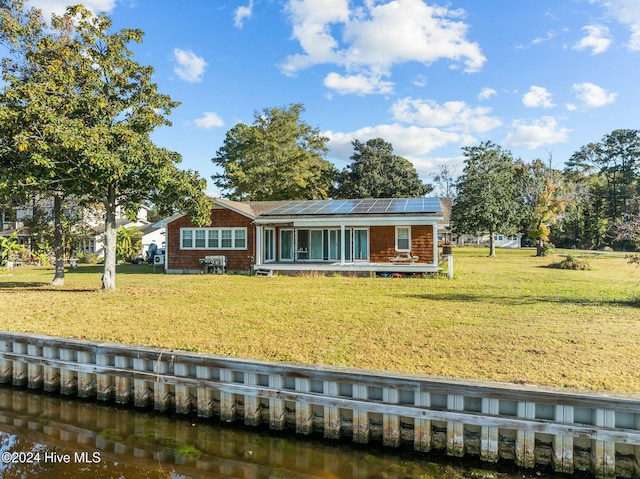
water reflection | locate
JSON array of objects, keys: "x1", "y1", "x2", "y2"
[{"x1": 0, "y1": 386, "x2": 552, "y2": 479}]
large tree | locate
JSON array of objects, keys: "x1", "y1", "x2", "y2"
[
  {"x1": 451, "y1": 141, "x2": 525, "y2": 257},
  {"x1": 0, "y1": 2, "x2": 211, "y2": 289},
  {"x1": 521, "y1": 159, "x2": 566, "y2": 256},
  {"x1": 333, "y1": 138, "x2": 431, "y2": 199},
  {"x1": 566, "y1": 129, "x2": 640, "y2": 234},
  {"x1": 212, "y1": 103, "x2": 337, "y2": 201}
]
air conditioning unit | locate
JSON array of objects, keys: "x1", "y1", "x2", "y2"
[{"x1": 153, "y1": 254, "x2": 165, "y2": 265}]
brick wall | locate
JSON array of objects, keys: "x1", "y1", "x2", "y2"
[{"x1": 167, "y1": 207, "x2": 255, "y2": 272}]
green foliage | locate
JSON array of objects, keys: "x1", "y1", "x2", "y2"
[
  {"x1": 0, "y1": 230, "x2": 25, "y2": 264},
  {"x1": 548, "y1": 254, "x2": 592, "y2": 270},
  {"x1": 333, "y1": 138, "x2": 432, "y2": 198},
  {"x1": 116, "y1": 226, "x2": 142, "y2": 262},
  {"x1": 521, "y1": 159, "x2": 566, "y2": 256},
  {"x1": 539, "y1": 242, "x2": 555, "y2": 257},
  {"x1": 0, "y1": 3, "x2": 210, "y2": 289},
  {"x1": 212, "y1": 103, "x2": 337, "y2": 201},
  {"x1": 77, "y1": 253, "x2": 99, "y2": 264},
  {"x1": 565, "y1": 129, "x2": 640, "y2": 245},
  {"x1": 451, "y1": 141, "x2": 526, "y2": 256}
]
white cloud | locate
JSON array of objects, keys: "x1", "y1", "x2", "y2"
[
  {"x1": 532, "y1": 31, "x2": 556, "y2": 45},
  {"x1": 390, "y1": 97, "x2": 501, "y2": 133},
  {"x1": 594, "y1": 0, "x2": 640, "y2": 51},
  {"x1": 172, "y1": 48, "x2": 208, "y2": 83},
  {"x1": 323, "y1": 72, "x2": 394, "y2": 95},
  {"x1": 522, "y1": 86, "x2": 555, "y2": 108},
  {"x1": 282, "y1": 0, "x2": 486, "y2": 94},
  {"x1": 325, "y1": 124, "x2": 461, "y2": 161},
  {"x1": 572, "y1": 82, "x2": 617, "y2": 107},
  {"x1": 26, "y1": 0, "x2": 116, "y2": 18},
  {"x1": 503, "y1": 117, "x2": 570, "y2": 149},
  {"x1": 478, "y1": 87, "x2": 497, "y2": 100},
  {"x1": 573, "y1": 24, "x2": 612, "y2": 54},
  {"x1": 234, "y1": 0, "x2": 254, "y2": 28},
  {"x1": 194, "y1": 112, "x2": 224, "y2": 129}
]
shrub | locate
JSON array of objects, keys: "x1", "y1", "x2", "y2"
[
  {"x1": 540, "y1": 242, "x2": 555, "y2": 256},
  {"x1": 78, "y1": 253, "x2": 99, "y2": 264},
  {"x1": 548, "y1": 254, "x2": 592, "y2": 270}
]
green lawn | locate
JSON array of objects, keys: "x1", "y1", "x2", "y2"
[{"x1": 1, "y1": 248, "x2": 639, "y2": 393}]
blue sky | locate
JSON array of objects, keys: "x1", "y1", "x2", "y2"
[{"x1": 27, "y1": 0, "x2": 640, "y2": 195}]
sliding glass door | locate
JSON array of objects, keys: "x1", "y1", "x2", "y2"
[
  {"x1": 353, "y1": 229, "x2": 368, "y2": 260},
  {"x1": 280, "y1": 229, "x2": 294, "y2": 261}
]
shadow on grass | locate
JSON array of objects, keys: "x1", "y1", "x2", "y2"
[
  {"x1": 407, "y1": 291, "x2": 640, "y2": 308},
  {"x1": 66, "y1": 264, "x2": 160, "y2": 275},
  {"x1": 0, "y1": 281, "x2": 49, "y2": 289},
  {"x1": 0, "y1": 282, "x2": 99, "y2": 292}
]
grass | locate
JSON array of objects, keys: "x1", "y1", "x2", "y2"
[{"x1": 1, "y1": 248, "x2": 639, "y2": 394}]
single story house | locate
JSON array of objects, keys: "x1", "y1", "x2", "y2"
[{"x1": 162, "y1": 197, "x2": 444, "y2": 275}]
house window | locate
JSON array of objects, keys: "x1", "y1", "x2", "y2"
[
  {"x1": 180, "y1": 228, "x2": 247, "y2": 250},
  {"x1": 182, "y1": 230, "x2": 193, "y2": 248},
  {"x1": 234, "y1": 229, "x2": 246, "y2": 249},
  {"x1": 195, "y1": 230, "x2": 206, "y2": 248},
  {"x1": 221, "y1": 230, "x2": 233, "y2": 248},
  {"x1": 396, "y1": 227, "x2": 411, "y2": 251},
  {"x1": 207, "y1": 230, "x2": 218, "y2": 248}
]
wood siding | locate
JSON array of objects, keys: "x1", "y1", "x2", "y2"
[{"x1": 369, "y1": 225, "x2": 434, "y2": 263}]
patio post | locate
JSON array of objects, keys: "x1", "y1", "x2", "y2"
[
  {"x1": 255, "y1": 225, "x2": 262, "y2": 266},
  {"x1": 340, "y1": 224, "x2": 346, "y2": 264}
]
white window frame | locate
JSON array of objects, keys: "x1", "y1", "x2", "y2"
[
  {"x1": 180, "y1": 227, "x2": 248, "y2": 250},
  {"x1": 395, "y1": 226, "x2": 411, "y2": 252}
]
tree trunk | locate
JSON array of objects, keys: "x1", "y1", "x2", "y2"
[
  {"x1": 488, "y1": 231, "x2": 496, "y2": 257},
  {"x1": 536, "y1": 238, "x2": 545, "y2": 257},
  {"x1": 50, "y1": 191, "x2": 65, "y2": 286},
  {"x1": 101, "y1": 186, "x2": 117, "y2": 290}
]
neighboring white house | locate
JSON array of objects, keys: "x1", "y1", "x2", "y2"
[
  {"x1": 437, "y1": 197, "x2": 522, "y2": 249},
  {"x1": 4, "y1": 197, "x2": 164, "y2": 259},
  {"x1": 453, "y1": 233, "x2": 522, "y2": 248}
]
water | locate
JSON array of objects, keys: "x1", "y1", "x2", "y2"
[{"x1": 0, "y1": 385, "x2": 561, "y2": 479}]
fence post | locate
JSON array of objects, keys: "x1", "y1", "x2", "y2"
[
  {"x1": 196, "y1": 365, "x2": 214, "y2": 418},
  {"x1": 481, "y1": 398, "x2": 499, "y2": 462},
  {"x1": 27, "y1": 344, "x2": 43, "y2": 389},
  {"x1": 447, "y1": 394, "x2": 465, "y2": 456},
  {"x1": 77, "y1": 351, "x2": 96, "y2": 398},
  {"x1": 324, "y1": 381, "x2": 341, "y2": 439},
  {"x1": 295, "y1": 378, "x2": 313, "y2": 435},
  {"x1": 414, "y1": 390, "x2": 431, "y2": 452},
  {"x1": 12, "y1": 341, "x2": 27, "y2": 387},
  {"x1": 219, "y1": 368, "x2": 236, "y2": 422},
  {"x1": 553, "y1": 405, "x2": 574, "y2": 474},
  {"x1": 516, "y1": 402, "x2": 536, "y2": 468},
  {"x1": 43, "y1": 345, "x2": 59, "y2": 393},
  {"x1": 383, "y1": 387, "x2": 400, "y2": 447},
  {"x1": 593, "y1": 409, "x2": 616, "y2": 479},
  {"x1": 353, "y1": 383, "x2": 370, "y2": 443},
  {"x1": 0, "y1": 340, "x2": 13, "y2": 383},
  {"x1": 269, "y1": 374, "x2": 286, "y2": 430}
]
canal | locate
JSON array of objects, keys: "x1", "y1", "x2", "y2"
[{"x1": 0, "y1": 386, "x2": 571, "y2": 479}]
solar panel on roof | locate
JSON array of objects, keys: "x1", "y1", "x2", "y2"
[{"x1": 261, "y1": 198, "x2": 441, "y2": 216}]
